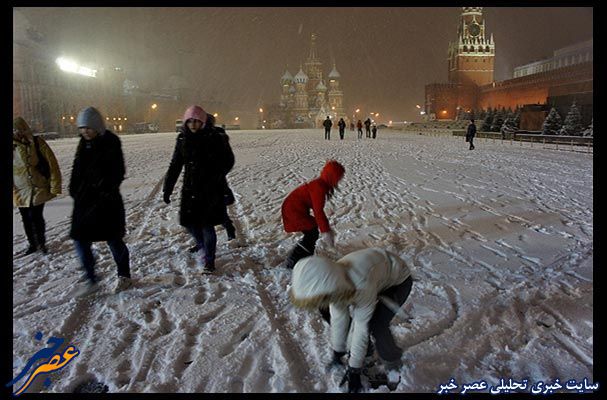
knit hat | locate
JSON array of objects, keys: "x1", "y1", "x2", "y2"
[
  {"x1": 183, "y1": 105, "x2": 207, "y2": 124},
  {"x1": 13, "y1": 117, "x2": 31, "y2": 133},
  {"x1": 76, "y1": 107, "x2": 106, "y2": 134},
  {"x1": 289, "y1": 255, "x2": 355, "y2": 309}
]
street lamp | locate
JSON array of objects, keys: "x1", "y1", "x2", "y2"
[
  {"x1": 258, "y1": 108, "x2": 264, "y2": 129},
  {"x1": 151, "y1": 103, "x2": 158, "y2": 110}
]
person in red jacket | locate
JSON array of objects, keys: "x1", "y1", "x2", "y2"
[{"x1": 281, "y1": 160, "x2": 345, "y2": 269}]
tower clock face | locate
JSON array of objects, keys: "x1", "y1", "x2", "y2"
[{"x1": 468, "y1": 23, "x2": 481, "y2": 37}]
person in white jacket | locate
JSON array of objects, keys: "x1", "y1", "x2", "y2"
[{"x1": 289, "y1": 247, "x2": 413, "y2": 392}]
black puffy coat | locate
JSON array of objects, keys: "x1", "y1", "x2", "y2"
[
  {"x1": 69, "y1": 131, "x2": 126, "y2": 241},
  {"x1": 163, "y1": 124, "x2": 235, "y2": 227}
]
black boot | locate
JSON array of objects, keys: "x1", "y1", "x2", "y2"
[
  {"x1": 284, "y1": 243, "x2": 313, "y2": 269},
  {"x1": 21, "y1": 245, "x2": 37, "y2": 256}
]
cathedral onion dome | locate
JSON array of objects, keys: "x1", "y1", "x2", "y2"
[
  {"x1": 315, "y1": 80, "x2": 327, "y2": 91},
  {"x1": 294, "y1": 68, "x2": 309, "y2": 84},
  {"x1": 328, "y1": 66, "x2": 341, "y2": 79},
  {"x1": 289, "y1": 85, "x2": 296, "y2": 94},
  {"x1": 281, "y1": 70, "x2": 293, "y2": 83}
]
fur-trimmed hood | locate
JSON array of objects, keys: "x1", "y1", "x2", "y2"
[{"x1": 289, "y1": 256, "x2": 355, "y2": 309}]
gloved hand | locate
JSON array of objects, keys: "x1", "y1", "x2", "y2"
[
  {"x1": 327, "y1": 350, "x2": 346, "y2": 371},
  {"x1": 163, "y1": 192, "x2": 171, "y2": 204},
  {"x1": 340, "y1": 366, "x2": 363, "y2": 393},
  {"x1": 321, "y1": 230, "x2": 335, "y2": 248}
]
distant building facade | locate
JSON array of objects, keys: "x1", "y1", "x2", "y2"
[
  {"x1": 425, "y1": 7, "x2": 593, "y2": 130},
  {"x1": 13, "y1": 9, "x2": 236, "y2": 134},
  {"x1": 270, "y1": 33, "x2": 346, "y2": 129}
]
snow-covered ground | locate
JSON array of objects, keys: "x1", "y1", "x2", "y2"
[{"x1": 12, "y1": 129, "x2": 593, "y2": 393}]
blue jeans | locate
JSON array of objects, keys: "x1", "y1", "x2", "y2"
[
  {"x1": 186, "y1": 225, "x2": 217, "y2": 264},
  {"x1": 74, "y1": 239, "x2": 130, "y2": 283}
]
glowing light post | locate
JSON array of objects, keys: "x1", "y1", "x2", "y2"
[
  {"x1": 416, "y1": 104, "x2": 427, "y2": 121},
  {"x1": 258, "y1": 108, "x2": 264, "y2": 129},
  {"x1": 149, "y1": 103, "x2": 158, "y2": 125}
]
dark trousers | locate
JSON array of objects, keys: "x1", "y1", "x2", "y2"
[
  {"x1": 339, "y1": 128, "x2": 345, "y2": 140},
  {"x1": 366, "y1": 128, "x2": 371, "y2": 137},
  {"x1": 187, "y1": 225, "x2": 217, "y2": 264},
  {"x1": 357, "y1": 129, "x2": 363, "y2": 139},
  {"x1": 325, "y1": 128, "x2": 331, "y2": 140},
  {"x1": 19, "y1": 203, "x2": 46, "y2": 249},
  {"x1": 370, "y1": 276, "x2": 413, "y2": 363},
  {"x1": 320, "y1": 276, "x2": 413, "y2": 364},
  {"x1": 469, "y1": 137, "x2": 475, "y2": 150},
  {"x1": 74, "y1": 238, "x2": 130, "y2": 284},
  {"x1": 285, "y1": 228, "x2": 319, "y2": 269},
  {"x1": 372, "y1": 131, "x2": 377, "y2": 139}
]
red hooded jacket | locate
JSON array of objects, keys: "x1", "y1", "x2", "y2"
[{"x1": 281, "y1": 160, "x2": 345, "y2": 233}]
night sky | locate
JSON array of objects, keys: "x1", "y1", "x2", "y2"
[{"x1": 14, "y1": 7, "x2": 593, "y2": 123}]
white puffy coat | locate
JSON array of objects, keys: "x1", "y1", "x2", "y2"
[{"x1": 290, "y1": 247, "x2": 411, "y2": 369}]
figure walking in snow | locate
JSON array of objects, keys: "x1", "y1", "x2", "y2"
[
  {"x1": 289, "y1": 248, "x2": 413, "y2": 393},
  {"x1": 323, "y1": 116, "x2": 333, "y2": 140},
  {"x1": 69, "y1": 107, "x2": 132, "y2": 296},
  {"x1": 338, "y1": 118, "x2": 346, "y2": 140},
  {"x1": 350, "y1": 121, "x2": 355, "y2": 132},
  {"x1": 281, "y1": 160, "x2": 345, "y2": 269},
  {"x1": 356, "y1": 120, "x2": 363, "y2": 139},
  {"x1": 189, "y1": 114, "x2": 237, "y2": 252},
  {"x1": 163, "y1": 105, "x2": 235, "y2": 273},
  {"x1": 371, "y1": 123, "x2": 378, "y2": 139},
  {"x1": 13, "y1": 117, "x2": 62, "y2": 256},
  {"x1": 364, "y1": 118, "x2": 372, "y2": 138},
  {"x1": 466, "y1": 118, "x2": 476, "y2": 150}
]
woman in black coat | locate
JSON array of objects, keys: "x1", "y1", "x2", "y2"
[
  {"x1": 163, "y1": 105, "x2": 235, "y2": 272},
  {"x1": 70, "y1": 106, "x2": 131, "y2": 296}
]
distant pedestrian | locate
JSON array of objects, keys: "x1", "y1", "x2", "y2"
[
  {"x1": 323, "y1": 116, "x2": 333, "y2": 140},
  {"x1": 338, "y1": 118, "x2": 346, "y2": 140},
  {"x1": 70, "y1": 107, "x2": 132, "y2": 296},
  {"x1": 466, "y1": 119, "x2": 476, "y2": 150},
  {"x1": 371, "y1": 124, "x2": 377, "y2": 139},
  {"x1": 349, "y1": 121, "x2": 355, "y2": 132},
  {"x1": 281, "y1": 160, "x2": 345, "y2": 269},
  {"x1": 364, "y1": 118, "x2": 372, "y2": 138},
  {"x1": 163, "y1": 105, "x2": 235, "y2": 273},
  {"x1": 289, "y1": 247, "x2": 413, "y2": 393},
  {"x1": 13, "y1": 117, "x2": 62, "y2": 256},
  {"x1": 356, "y1": 120, "x2": 363, "y2": 139}
]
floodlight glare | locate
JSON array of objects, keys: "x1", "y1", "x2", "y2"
[{"x1": 56, "y1": 57, "x2": 97, "y2": 78}]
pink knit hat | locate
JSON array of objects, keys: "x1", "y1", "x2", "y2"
[{"x1": 183, "y1": 105, "x2": 207, "y2": 124}]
